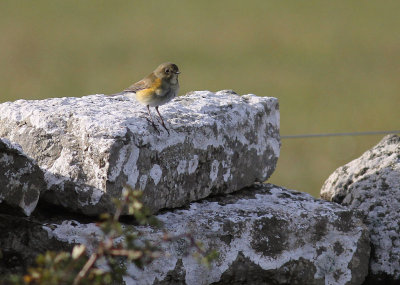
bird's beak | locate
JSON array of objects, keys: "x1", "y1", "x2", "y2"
[{"x1": 175, "y1": 71, "x2": 180, "y2": 74}]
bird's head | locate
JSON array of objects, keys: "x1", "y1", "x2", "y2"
[{"x1": 154, "y1": 62, "x2": 180, "y2": 83}]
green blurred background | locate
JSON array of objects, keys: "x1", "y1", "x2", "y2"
[{"x1": 1, "y1": 1, "x2": 399, "y2": 197}]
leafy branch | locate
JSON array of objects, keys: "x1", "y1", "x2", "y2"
[{"x1": 6, "y1": 187, "x2": 218, "y2": 284}]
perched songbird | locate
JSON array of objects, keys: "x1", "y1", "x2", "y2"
[{"x1": 112, "y1": 62, "x2": 180, "y2": 134}]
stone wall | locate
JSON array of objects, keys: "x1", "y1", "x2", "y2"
[{"x1": 1, "y1": 92, "x2": 398, "y2": 284}]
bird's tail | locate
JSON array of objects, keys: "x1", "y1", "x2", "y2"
[{"x1": 109, "y1": 91, "x2": 127, "y2": 97}]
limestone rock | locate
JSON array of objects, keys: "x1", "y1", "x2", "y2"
[
  {"x1": 0, "y1": 91, "x2": 280, "y2": 215},
  {"x1": 47, "y1": 184, "x2": 370, "y2": 285},
  {"x1": 321, "y1": 134, "x2": 400, "y2": 283},
  {"x1": 0, "y1": 138, "x2": 45, "y2": 216}
]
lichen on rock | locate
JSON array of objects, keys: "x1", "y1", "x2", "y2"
[
  {"x1": 0, "y1": 90, "x2": 280, "y2": 215},
  {"x1": 321, "y1": 134, "x2": 400, "y2": 283}
]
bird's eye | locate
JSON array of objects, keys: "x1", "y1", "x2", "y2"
[{"x1": 165, "y1": 68, "x2": 170, "y2": 73}]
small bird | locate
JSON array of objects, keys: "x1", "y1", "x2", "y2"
[{"x1": 112, "y1": 62, "x2": 180, "y2": 134}]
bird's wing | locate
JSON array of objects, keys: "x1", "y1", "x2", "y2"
[{"x1": 124, "y1": 77, "x2": 153, "y2": 93}]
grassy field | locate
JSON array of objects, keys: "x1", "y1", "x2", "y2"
[{"x1": 1, "y1": 1, "x2": 399, "y2": 197}]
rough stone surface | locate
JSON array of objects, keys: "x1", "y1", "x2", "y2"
[
  {"x1": 321, "y1": 134, "x2": 400, "y2": 283},
  {"x1": 0, "y1": 212, "x2": 76, "y2": 277},
  {"x1": 0, "y1": 138, "x2": 46, "y2": 216},
  {"x1": 46, "y1": 184, "x2": 370, "y2": 285},
  {"x1": 0, "y1": 90, "x2": 280, "y2": 215}
]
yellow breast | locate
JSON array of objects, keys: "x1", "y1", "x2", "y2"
[{"x1": 135, "y1": 78, "x2": 163, "y2": 105}]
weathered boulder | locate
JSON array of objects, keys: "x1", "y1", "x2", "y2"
[
  {"x1": 0, "y1": 138, "x2": 45, "y2": 216},
  {"x1": 0, "y1": 90, "x2": 280, "y2": 215},
  {"x1": 46, "y1": 184, "x2": 370, "y2": 285},
  {"x1": 321, "y1": 134, "x2": 400, "y2": 283}
]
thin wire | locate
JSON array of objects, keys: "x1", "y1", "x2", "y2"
[{"x1": 281, "y1": 130, "x2": 400, "y2": 139}]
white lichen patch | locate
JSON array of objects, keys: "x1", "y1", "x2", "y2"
[
  {"x1": 210, "y1": 160, "x2": 219, "y2": 182},
  {"x1": 220, "y1": 160, "x2": 232, "y2": 182},
  {"x1": 150, "y1": 164, "x2": 162, "y2": 186},
  {"x1": 139, "y1": 175, "x2": 148, "y2": 190},
  {"x1": 18, "y1": 190, "x2": 40, "y2": 216},
  {"x1": 177, "y1": 160, "x2": 187, "y2": 175},
  {"x1": 109, "y1": 144, "x2": 129, "y2": 182},
  {"x1": 42, "y1": 221, "x2": 103, "y2": 253},
  {"x1": 122, "y1": 145, "x2": 141, "y2": 187},
  {"x1": 188, "y1": 155, "x2": 199, "y2": 175},
  {"x1": 0, "y1": 138, "x2": 45, "y2": 216},
  {"x1": 223, "y1": 168, "x2": 231, "y2": 182}
]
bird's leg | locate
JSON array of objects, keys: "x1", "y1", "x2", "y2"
[
  {"x1": 155, "y1": 106, "x2": 170, "y2": 135},
  {"x1": 146, "y1": 105, "x2": 160, "y2": 134}
]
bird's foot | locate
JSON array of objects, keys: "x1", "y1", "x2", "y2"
[
  {"x1": 161, "y1": 123, "x2": 170, "y2": 135},
  {"x1": 144, "y1": 117, "x2": 161, "y2": 134},
  {"x1": 156, "y1": 118, "x2": 170, "y2": 135}
]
